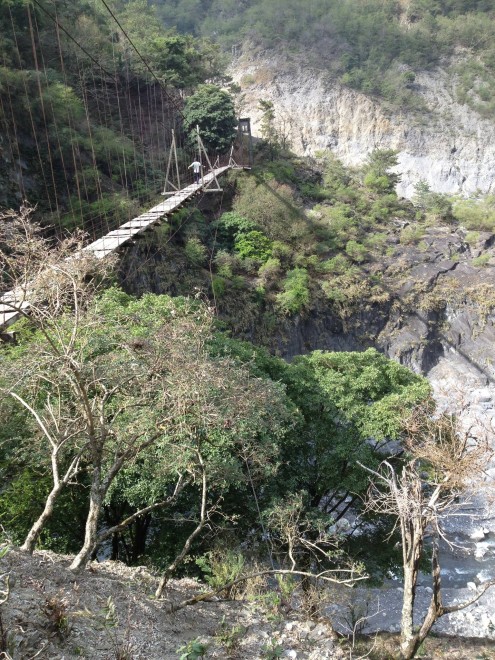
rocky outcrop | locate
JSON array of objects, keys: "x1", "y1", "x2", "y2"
[{"x1": 231, "y1": 52, "x2": 495, "y2": 197}]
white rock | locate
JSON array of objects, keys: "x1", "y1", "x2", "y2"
[
  {"x1": 470, "y1": 528, "x2": 487, "y2": 541},
  {"x1": 475, "y1": 543, "x2": 490, "y2": 559},
  {"x1": 467, "y1": 582, "x2": 477, "y2": 591}
]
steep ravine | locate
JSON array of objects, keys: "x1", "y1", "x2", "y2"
[
  {"x1": 119, "y1": 220, "x2": 495, "y2": 638},
  {"x1": 230, "y1": 51, "x2": 495, "y2": 198}
]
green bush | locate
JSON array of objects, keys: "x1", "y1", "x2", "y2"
[
  {"x1": 185, "y1": 237, "x2": 208, "y2": 266},
  {"x1": 214, "y1": 211, "x2": 258, "y2": 249},
  {"x1": 196, "y1": 549, "x2": 245, "y2": 597},
  {"x1": 211, "y1": 275, "x2": 227, "y2": 298},
  {"x1": 234, "y1": 230, "x2": 272, "y2": 262},
  {"x1": 322, "y1": 254, "x2": 352, "y2": 274},
  {"x1": 365, "y1": 232, "x2": 389, "y2": 252},
  {"x1": 364, "y1": 172, "x2": 392, "y2": 193},
  {"x1": 345, "y1": 240, "x2": 367, "y2": 262},
  {"x1": 472, "y1": 254, "x2": 491, "y2": 267},
  {"x1": 233, "y1": 176, "x2": 301, "y2": 241},
  {"x1": 400, "y1": 224, "x2": 425, "y2": 245},
  {"x1": 276, "y1": 267, "x2": 310, "y2": 315},
  {"x1": 464, "y1": 231, "x2": 481, "y2": 245},
  {"x1": 214, "y1": 250, "x2": 243, "y2": 278},
  {"x1": 271, "y1": 240, "x2": 293, "y2": 264},
  {"x1": 453, "y1": 196, "x2": 495, "y2": 230},
  {"x1": 258, "y1": 257, "x2": 282, "y2": 286}
]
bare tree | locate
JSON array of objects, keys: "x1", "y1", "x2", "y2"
[
  {"x1": 0, "y1": 206, "x2": 114, "y2": 553},
  {"x1": 360, "y1": 409, "x2": 494, "y2": 659}
]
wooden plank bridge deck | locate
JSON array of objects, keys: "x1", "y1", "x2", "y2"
[{"x1": 0, "y1": 166, "x2": 231, "y2": 330}]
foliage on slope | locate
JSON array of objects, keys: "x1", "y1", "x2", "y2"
[
  {"x1": 156, "y1": 0, "x2": 495, "y2": 111},
  {"x1": 0, "y1": 0, "x2": 225, "y2": 230}
]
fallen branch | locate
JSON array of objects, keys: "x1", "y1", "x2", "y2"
[{"x1": 165, "y1": 567, "x2": 367, "y2": 612}]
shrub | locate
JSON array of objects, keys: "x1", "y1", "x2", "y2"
[
  {"x1": 214, "y1": 250, "x2": 242, "y2": 278},
  {"x1": 345, "y1": 240, "x2": 368, "y2": 262},
  {"x1": 234, "y1": 230, "x2": 272, "y2": 262},
  {"x1": 465, "y1": 231, "x2": 481, "y2": 245},
  {"x1": 364, "y1": 171, "x2": 392, "y2": 193},
  {"x1": 213, "y1": 211, "x2": 258, "y2": 249},
  {"x1": 177, "y1": 639, "x2": 207, "y2": 660},
  {"x1": 196, "y1": 549, "x2": 245, "y2": 598},
  {"x1": 258, "y1": 257, "x2": 282, "y2": 286},
  {"x1": 276, "y1": 268, "x2": 310, "y2": 315},
  {"x1": 400, "y1": 225, "x2": 424, "y2": 245},
  {"x1": 472, "y1": 254, "x2": 490, "y2": 267},
  {"x1": 294, "y1": 254, "x2": 320, "y2": 269},
  {"x1": 271, "y1": 240, "x2": 293, "y2": 264},
  {"x1": 322, "y1": 254, "x2": 352, "y2": 274},
  {"x1": 233, "y1": 177, "x2": 301, "y2": 241},
  {"x1": 365, "y1": 232, "x2": 388, "y2": 252},
  {"x1": 211, "y1": 275, "x2": 226, "y2": 298},
  {"x1": 453, "y1": 196, "x2": 495, "y2": 231},
  {"x1": 185, "y1": 237, "x2": 207, "y2": 266}
]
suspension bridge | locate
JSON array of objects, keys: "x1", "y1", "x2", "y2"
[
  {"x1": 0, "y1": 150, "x2": 244, "y2": 330},
  {"x1": 0, "y1": 0, "x2": 253, "y2": 333}
]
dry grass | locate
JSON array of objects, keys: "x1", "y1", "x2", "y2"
[{"x1": 351, "y1": 632, "x2": 495, "y2": 659}]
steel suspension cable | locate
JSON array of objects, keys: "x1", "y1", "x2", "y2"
[
  {"x1": 26, "y1": 3, "x2": 59, "y2": 214},
  {"x1": 7, "y1": 5, "x2": 54, "y2": 212},
  {"x1": 32, "y1": 7, "x2": 75, "y2": 222}
]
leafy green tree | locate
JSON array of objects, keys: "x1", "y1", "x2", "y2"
[
  {"x1": 363, "y1": 149, "x2": 401, "y2": 193},
  {"x1": 413, "y1": 180, "x2": 453, "y2": 221},
  {"x1": 208, "y1": 339, "x2": 431, "y2": 584},
  {"x1": 183, "y1": 84, "x2": 237, "y2": 154},
  {"x1": 145, "y1": 33, "x2": 222, "y2": 87},
  {"x1": 2, "y1": 287, "x2": 293, "y2": 572},
  {"x1": 0, "y1": 211, "x2": 293, "y2": 573},
  {"x1": 258, "y1": 99, "x2": 279, "y2": 160}
]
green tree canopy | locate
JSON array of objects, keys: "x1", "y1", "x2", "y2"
[{"x1": 183, "y1": 84, "x2": 237, "y2": 154}]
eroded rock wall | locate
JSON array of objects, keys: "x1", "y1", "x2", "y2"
[{"x1": 231, "y1": 53, "x2": 495, "y2": 198}]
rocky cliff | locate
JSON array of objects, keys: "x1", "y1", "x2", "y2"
[{"x1": 231, "y1": 52, "x2": 495, "y2": 198}]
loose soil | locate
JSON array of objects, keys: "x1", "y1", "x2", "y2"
[{"x1": 1, "y1": 548, "x2": 494, "y2": 659}]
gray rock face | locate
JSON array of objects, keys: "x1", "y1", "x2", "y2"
[
  {"x1": 329, "y1": 584, "x2": 495, "y2": 640},
  {"x1": 230, "y1": 52, "x2": 495, "y2": 197}
]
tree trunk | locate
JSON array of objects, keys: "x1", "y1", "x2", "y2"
[
  {"x1": 155, "y1": 454, "x2": 207, "y2": 598},
  {"x1": 400, "y1": 519, "x2": 423, "y2": 658},
  {"x1": 70, "y1": 480, "x2": 103, "y2": 571},
  {"x1": 400, "y1": 562, "x2": 417, "y2": 651},
  {"x1": 400, "y1": 541, "x2": 444, "y2": 659},
  {"x1": 110, "y1": 532, "x2": 119, "y2": 561},
  {"x1": 130, "y1": 514, "x2": 150, "y2": 563},
  {"x1": 20, "y1": 481, "x2": 65, "y2": 553},
  {"x1": 399, "y1": 518, "x2": 428, "y2": 659}
]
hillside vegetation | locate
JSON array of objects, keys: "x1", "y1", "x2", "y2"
[
  {"x1": 0, "y1": 0, "x2": 223, "y2": 230},
  {"x1": 121, "y1": 147, "x2": 495, "y2": 348},
  {"x1": 2, "y1": 2, "x2": 495, "y2": 658},
  {"x1": 157, "y1": 0, "x2": 495, "y2": 112}
]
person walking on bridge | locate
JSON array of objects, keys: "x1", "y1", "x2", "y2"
[{"x1": 189, "y1": 160, "x2": 202, "y2": 185}]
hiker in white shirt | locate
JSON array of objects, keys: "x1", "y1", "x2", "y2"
[{"x1": 189, "y1": 160, "x2": 202, "y2": 184}]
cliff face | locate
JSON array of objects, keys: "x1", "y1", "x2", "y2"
[{"x1": 231, "y1": 53, "x2": 495, "y2": 198}]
